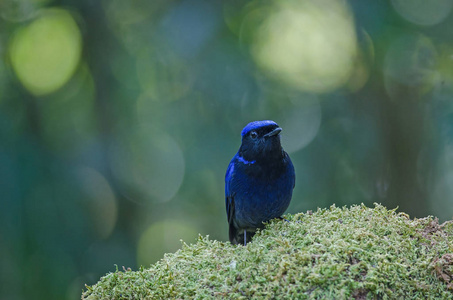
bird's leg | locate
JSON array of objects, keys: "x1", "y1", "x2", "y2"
[
  {"x1": 244, "y1": 231, "x2": 247, "y2": 246},
  {"x1": 279, "y1": 216, "x2": 301, "y2": 224}
]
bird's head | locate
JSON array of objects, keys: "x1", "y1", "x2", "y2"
[{"x1": 239, "y1": 120, "x2": 283, "y2": 162}]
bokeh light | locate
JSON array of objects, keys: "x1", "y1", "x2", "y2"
[
  {"x1": 391, "y1": 0, "x2": 453, "y2": 26},
  {"x1": 158, "y1": 0, "x2": 221, "y2": 59},
  {"x1": 280, "y1": 96, "x2": 322, "y2": 154},
  {"x1": 249, "y1": 0, "x2": 357, "y2": 93},
  {"x1": 75, "y1": 167, "x2": 118, "y2": 239},
  {"x1": 347, "y1": 29, "x2": 374, "y2": 92},
  {"x1": 102, "y1": 0, "x2": 166, "y2": 55},
  {"x1": 136, "y1": 48, "x2": 194, "y2": 102},
  {"x1": 9, "y1": 8, "x2": 82, "y2": 96},
  {"x1": 137, "y1": 220, "x2": 198, "y2": 266},
  {"x1": 109, "y1": 125, "x2": 185, "y2": 203},
  {"x1": 38, "y1": 64, "x2": 96, "y2": 155},
  {"x1": 383, "y1": 33, "x2": 438, "y2": 100},
  {"x1": 103, "y1": 0, "x2": 153, "y2": 27},
  {"x1": 0, "y1": 0, "x2": 52, "y2": 22},
  {"x1": 436, "y1": 45, "x2": 453, "y2": 90}
]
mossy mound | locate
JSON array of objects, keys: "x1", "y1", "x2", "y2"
[{"x1": 82, "y1": 204, "x2": 453, "y2": 299}]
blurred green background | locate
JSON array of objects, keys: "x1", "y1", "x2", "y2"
[{"x1": 1, "y1": 0, "x2": 453, "y2": 299}]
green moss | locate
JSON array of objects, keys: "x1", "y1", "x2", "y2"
[{"x1": 82, "y1": 204, "x2": 453, "y2": 299}]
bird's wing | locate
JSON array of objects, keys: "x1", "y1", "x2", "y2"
[
  {"x1": 226, "y1": 160, "x2": 239, "y2": 244},
  {"x1": 225, "y1": 160, "x2": 235, "y2": 224}
]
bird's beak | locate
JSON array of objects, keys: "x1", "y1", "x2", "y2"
[{"x1": 264, "y1": 127, "x2": 282, "y2": 138}]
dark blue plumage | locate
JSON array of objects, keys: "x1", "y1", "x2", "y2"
[{"x1": 225, "y1": 120, "x2": 295, "y2": 245}]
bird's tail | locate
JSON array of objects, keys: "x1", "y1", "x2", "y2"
[{"x1": 229, "y1": 223, "x2": 238, "y2": 245}]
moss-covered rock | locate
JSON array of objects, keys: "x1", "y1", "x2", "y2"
[{"x1": 82, "y1": 204, "x2": 453, "y2": 299}]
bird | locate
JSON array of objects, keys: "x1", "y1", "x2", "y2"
[{"x1": 225, "y1": 120, "x2": 295, "y2": 245}]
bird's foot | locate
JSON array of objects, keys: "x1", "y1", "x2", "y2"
[
  {"x1": 278, "y1": 216, "x2": 290, "y2": 223},
  {"x1": 278, "y1": 216, "x2": 302, "y2": 224}
]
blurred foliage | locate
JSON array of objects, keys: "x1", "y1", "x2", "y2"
[{"x1": 1, "y1": 0, "x2": 453, "y2": 299}]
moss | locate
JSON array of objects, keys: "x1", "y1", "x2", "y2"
[{"x1": 82, "y1": 204, "x2": 453, "y2": 299}]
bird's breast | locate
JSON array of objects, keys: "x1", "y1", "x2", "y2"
[{"x1": 232, "y1": 162, "x2": 294, "y2": 228}]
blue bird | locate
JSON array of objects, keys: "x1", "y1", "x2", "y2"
[{"x1": 225, "y1": 120, "x2": 295, "y2": 245}]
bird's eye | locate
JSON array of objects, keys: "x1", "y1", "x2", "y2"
[{"x1": 250, "y1": 131, "x2": 258, "y2": 139}]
